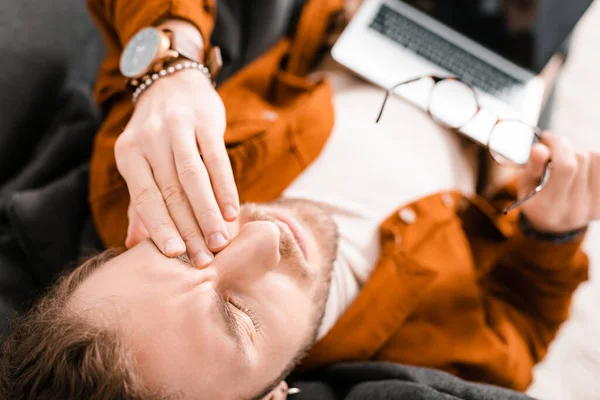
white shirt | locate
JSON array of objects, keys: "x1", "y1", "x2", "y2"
[{"x1": 281, "y1": 66, "x2": 479, "y2": 339}]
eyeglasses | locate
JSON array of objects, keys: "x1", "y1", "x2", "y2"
[{"x1": 376, "y1": 75, "x2": 551, "y2": 214}]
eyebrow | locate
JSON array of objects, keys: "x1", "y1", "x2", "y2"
[
  {"x1": 176, "y1": 253, "x2": 195, "y2": 268},
  {"x1": 213, "y1": 293, "x2": 252, "y2": 361}
]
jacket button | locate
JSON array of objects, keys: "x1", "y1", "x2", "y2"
[
  {"x1": 398, "y1": 208, "x2": 417, "y2": 224},
  {"x1": 262, "y1": 110, "x2": 278, "y2": 121},
  {"x1": 442, "y1": 193, "x2": 454, "y2": 208}
]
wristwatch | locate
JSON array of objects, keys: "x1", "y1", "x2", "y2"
[{"x1": 119, "y1": 27, "x2": 221, "y2": 88}]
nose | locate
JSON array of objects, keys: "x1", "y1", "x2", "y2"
[{"x1": 212, "y1": 221, "x2": 281, "y2": 286}]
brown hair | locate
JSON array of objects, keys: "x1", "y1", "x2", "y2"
[{"x1": 0, "y1": 250, "x2": 176, "y2": 400}]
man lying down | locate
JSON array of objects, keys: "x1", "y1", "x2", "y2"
[{"x1": 2, "y1": 1, "x2": 599, "y2": 399}]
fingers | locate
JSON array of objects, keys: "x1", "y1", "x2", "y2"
[
  {"x1": 145, "y1": 134, "x2": 221, "y2": 267},
  {"x1": 530, "y1": 142, "x2": 551, "y2": 166},
  {"x1": 115, "y1": 143, "x2": 186, "y2": 257},
  {"x1": 520, "y1": 142, "x2": 551, "y2": 187},
  {"x1": 539, "y1": 132, "x2": 578, "y2": 193},
  {"x1": 519, "y1": 131, "x2": 600, "y2": 232},
  {"x1": 197, "y1": 127, "x2": 240, "y2": 221},
  {"x1": 171, "y1": 124, "x2": 231, "y2": 254}
]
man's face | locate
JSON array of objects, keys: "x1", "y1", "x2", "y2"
[{"x1": 70, "y1": 199, "x2": 338, "y2": 399}]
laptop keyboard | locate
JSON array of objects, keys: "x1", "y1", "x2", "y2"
[{"x1": 369, "y1": 4, "x2": 524, "y2": 99}]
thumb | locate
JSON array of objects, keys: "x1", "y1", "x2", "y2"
[
  {"x1": 125, "y1": 203, "x2": 150, "y2": 249},
  {"x1": 518, "y1": 142, "x2": 551, "y2": 195}
]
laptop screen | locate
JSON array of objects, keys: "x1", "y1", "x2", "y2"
[{"x1": 401, "y1": 0, "x2": 593, "y2": 73}]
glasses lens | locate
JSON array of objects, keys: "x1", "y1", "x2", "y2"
[
  {"x1": 489, "y1": 120, "x2": 537, "y2": 166},
  {"x1": 429, "y1": 79, "x2": 478, "y2": 129}
]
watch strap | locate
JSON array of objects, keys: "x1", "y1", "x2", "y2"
[
  {"x1": 157, "y1": 28, "x2": 222, "y2": 82},
  {"x1": 206, "y1": 46, "x2": 223, "y2": 82},
  {"x1": 166, "y1": 28, "x2": 203, "y2": 64}
]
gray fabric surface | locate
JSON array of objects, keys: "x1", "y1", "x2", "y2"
[
  {"x1": 0, "y1": 0, "x2": 105, "y2": 336},
  {"x1": 0, "y1": 0, "x2": 104, "y2": 184},
  {"x1": 290, "y1": 362, "x2": 535, "y2": 400}
]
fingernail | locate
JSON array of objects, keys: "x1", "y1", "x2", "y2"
[
  {"x1": 208, "y1": 233, "x2": 227, "y2": 249},
  {"x1": 194, "y1": 251, "x2": 214, "y2": 267},
  {"x1": 223, "y1": 204, "x2": 239, "y2": 220},
  {"x1": 164, "y1": 238, "x2": 185, "y2": 255}
]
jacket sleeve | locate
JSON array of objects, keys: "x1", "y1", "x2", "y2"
[
  {"x1": 86, "y1": 0, "x2": 216, "y2": 110},
  {"x1": 86, "y1": 0, "x2": 217, "y2": 247},
  {"x1": 478, "y1": 185, "x2": 589, "y2": 390}
]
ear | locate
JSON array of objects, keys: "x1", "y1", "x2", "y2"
[{"x1": 261, "y1": 381, "x2": 289, "y2": 400}]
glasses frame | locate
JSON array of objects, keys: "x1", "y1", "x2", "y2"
[{"x1": 376, "y1": 75, "x2": 551, "y2": 214}]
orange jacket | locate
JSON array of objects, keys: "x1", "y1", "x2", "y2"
[{"x1": 87, "y1": 0, "x2": 588, "y2": 391}]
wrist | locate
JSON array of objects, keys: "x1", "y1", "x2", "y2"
[
  {"x1": 132, "y1": 60, "x2": 213, "y2": 104},
  {"x1": 122, "y1": 19, "x2": 221, "y2": 104},
  {"x1": 519, "y1": 213, "x2": 587, "y2": 244}
]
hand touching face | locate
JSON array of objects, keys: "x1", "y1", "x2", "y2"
[{"x1": 115, "y1": 66, "x2": 239, "y2": 268}]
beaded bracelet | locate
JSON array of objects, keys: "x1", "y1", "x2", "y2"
[{"x1": 132, "y1": 60, "x2": 212, "y2": 104}]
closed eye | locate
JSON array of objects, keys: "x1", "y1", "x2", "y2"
[
  {"x1": 228, "y1": 298, "x2": 261, "y2": 332},
  {"x1": 215, "y1": 294, "x2": 253, "y2": 361}
]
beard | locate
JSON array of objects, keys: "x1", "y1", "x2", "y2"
[
  {"x1": 271, "y1": 198, "x2": 339, "y2": 340},
  {"x1": 241, "y1": 197, "x2": 339, "y2": 343}
]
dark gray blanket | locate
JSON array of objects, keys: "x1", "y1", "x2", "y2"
[
  {"x1": 0, "y1": 0, "x2": 106, "y2": 334},
  {"x1": 289, "y1": 362, "x2": 533, "y2": 400},
  {"x1": 0, "y1": 1, "x2": 536, "y2": 399}
]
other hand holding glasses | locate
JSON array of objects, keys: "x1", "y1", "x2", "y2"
[{"x1": 376, "y1": 75, "x2": 551, "y2": 214}]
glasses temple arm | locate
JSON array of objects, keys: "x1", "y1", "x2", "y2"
[
  {"x1": 503, "y1": 161, "x2": 552, "y2": 215},
  {"x1": 376, "y1": 77, "x2": 424, "y2": 123},
  {"x1": 376, "y1": 90, "x2": 392, "y2": 123}
]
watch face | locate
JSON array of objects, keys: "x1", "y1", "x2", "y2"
[{"x1": 120, "y1": 28, "x2": 161, "y2": 78}]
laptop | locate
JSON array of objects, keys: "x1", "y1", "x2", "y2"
[{"x1": 332, "y1": 0, "x2": 593, "y2": 128}]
